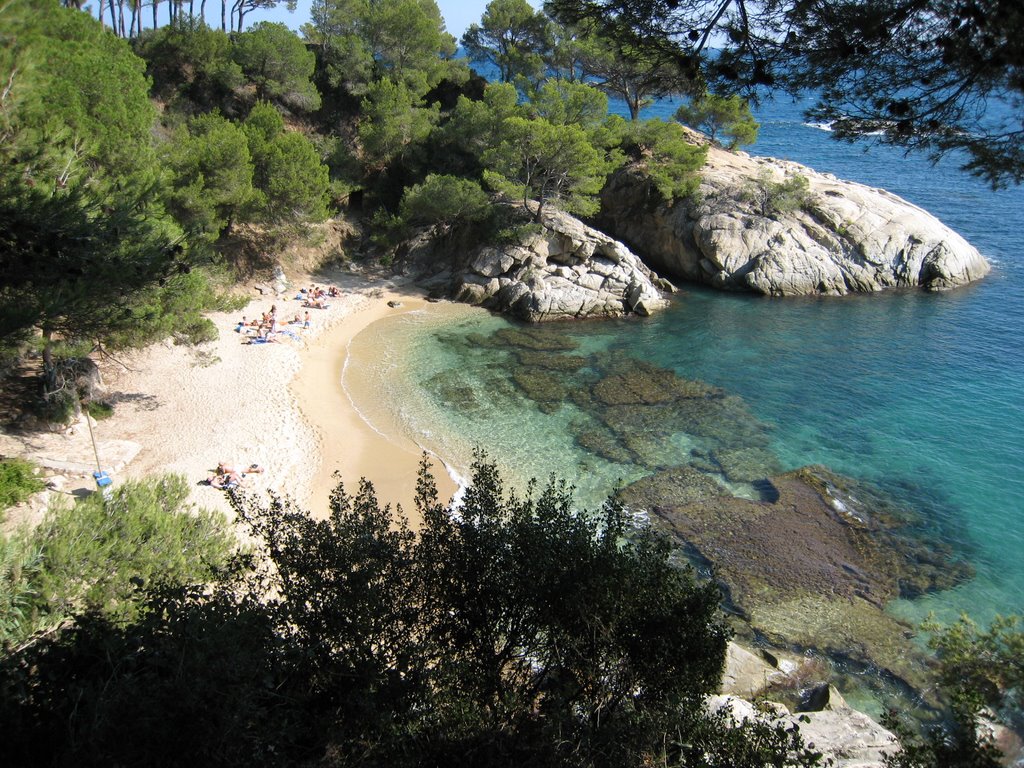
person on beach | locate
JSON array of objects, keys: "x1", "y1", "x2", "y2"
[
  {"x1": 303, "y1": 311, "x2": 311, "y2": 329},
  {"x1": 208, "y1": 462, "x2": 264, "y2": 488}
]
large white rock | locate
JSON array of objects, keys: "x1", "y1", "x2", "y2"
[
  {"x1": 600, "y1": 137, "x2": 990, "y2": 296},
  {"x1": 454, "y1": 206, "x2": 671, "y2": 321},
  {"x1": 707, "y1": 692, "x2": 899, "y2": 768}
]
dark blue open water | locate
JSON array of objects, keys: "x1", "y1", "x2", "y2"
[{"x1": 347, "y1": 91, "x2": 1024, "y2": 630}]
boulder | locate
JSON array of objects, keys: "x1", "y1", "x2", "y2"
[
  {"x1": 707, "y1": 693, "x2": 899, "y2": 768},
  {"x1": 720, "y1": 642, "x2": 780, "y2": 698},
  {"x1": 434, "y1": 206, "x2": 670, "y2": 322},
  {"x1": 599, "y1": 138, "x2": 990, "y2": 296}
]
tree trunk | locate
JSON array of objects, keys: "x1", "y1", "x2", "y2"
[
  {"x1": 221, "y1": 0, "x2": 226, "y2": 32},
  {"x1": 152, "y1": 0, "x2": 159, "y2": 30}
]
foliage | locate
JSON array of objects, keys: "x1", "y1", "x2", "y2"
[
  {"x1": 134, "y1": 18, "x2": 244, "y2": 115},
  {"x1": 619, "y1": 119, "x2": 708, "y2": 202},
  {"x1": 676, "y1": 93, "x2": 760, "y2": 149},
  {"x1": 531, "y1": 79, "x2": 609, "y2": 132},
  {"x1": 462, "y1": 0, "x2": 552, "y2": 85},
  {"x1": 358, "y1": 78, "x2": 440, "y2": 170},
  {"x1": 243, "y1": 102, "x2": 332, "y2": 224},
  {"x1": 2, "y1": 0, "x2": 160, "y2": 180},
  {"x1": 482, "y1": 115, "x2": 613, "y2": 221},
  {"x1": 562, "y1": 25, "x2": 699, "y2": 120},
  {"x1": 0, "y1": 532, "x2": 45, "y2": 650},
  {"x1": 33, "y1": 475, "x2": 235, "y2": 624},
  {"x1": 744, "y1": 169, "x2": 811, "y2": 217},
  {"x1": 361, "y1": 0, "x2": 460, "y2": 93},
  {"x1": 882, "y1": 614, "x2": 1024, "y2": 768},
  {"x1": 303, "y1": 0, "x2": 461, "y2": 97},
  {"x1": 163, "y1": 112, "x2": 256, "y2": 240},
  {"x1": 0, "y1": 459, "x2": 45, "y2": 511},
  {"x1": 431, "y1": 81, "x2": 524, "y2": 176},
  {"x1": 398, "y1": 174, "x2": 491, "y2": 230},
  {"x1": 233, "y1": 22, "x2": 322, "y2": 112},
  {"x1": 0, "y1": 457, "x2": 830, "y2": 767},
  {"x1": 0, "y1": 1, "x2": 234, "y2": 401},
  {"x1": 545, "y1": 0, "x2": 1024, "y2": 187}
]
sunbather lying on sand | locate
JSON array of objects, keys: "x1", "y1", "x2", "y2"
[{"x1": 208, "y1": 462, "x2": 264, "y2": 489}]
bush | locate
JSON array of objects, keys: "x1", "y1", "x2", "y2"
[
  {"x1": 84, "y1": 401, "x2": 114, "y2": 420},
  {"x1": 0, "y1": 532, "x2": 45, "y2": 650},
  {"x1": 399, "y1": 173, "x2": 490, "y2": 230},
  {"x1": 0, "y1": 459, "x2": 45, "y2": 511},
  {"x1": 675, "y1": 93, "x2": 760, "y2": 149},
  {"x1": 0, "y1": 457, "x2": 835, "y2": 767},
  {"x1": 33, "y1": 475, "x2": 235, "y2": 623},
  {"x1": 744, "y1": 169, "x2": 811, "y2": 217}
]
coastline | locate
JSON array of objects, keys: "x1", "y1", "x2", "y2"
[
  {"x1": 291, "y1": 286, "x2": 459, "y2": 527},
  {"x1": 1, "y1": 270, "x2": 455, "y2": 532}
]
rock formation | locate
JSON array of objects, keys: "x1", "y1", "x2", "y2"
[
  {"x1": 707, "y1": 689, "x2": 899, "y2": 767},
  {"x1": 600, "y1": 136, "x2": 990, "y2": 296},
  {"x1": 406, "y1": 206, "x2": 671, "y2": 321}
]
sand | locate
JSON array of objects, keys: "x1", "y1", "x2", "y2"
[{"x1": 1, "y1": 269, "x2": 456, "y2": 531}]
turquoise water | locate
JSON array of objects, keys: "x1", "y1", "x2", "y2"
[{"x1": 347, "y1": 96, "x2": 1024, "y2": 629}]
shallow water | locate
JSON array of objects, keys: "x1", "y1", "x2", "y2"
[{"x1": 346, "y1": 95, "x2": 1024, "y2": 639}]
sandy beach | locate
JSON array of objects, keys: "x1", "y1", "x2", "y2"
[{"x1": 1, "y1": 269, "x2": 456, "y2": 531}]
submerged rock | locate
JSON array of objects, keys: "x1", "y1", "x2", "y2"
[
  {"x1": 599, "y1": 135, "x2": 990, "y2": 296},
  {"x1": 646, "y1": 465, "x2": 973, "y2": 693},
  {"x1": 615, "y1": 466, "x2": 728, "y2": 510}
]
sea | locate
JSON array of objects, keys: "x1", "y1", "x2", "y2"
[{"x1": 344, "y1": 88, "x2": 1024, "y2": 643}]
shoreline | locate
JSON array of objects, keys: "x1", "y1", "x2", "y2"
[
  {"x1": 0, "y1": 270, "x2": 456, "y2": 533},
  {"x1": 290, "y1": 286, "x2": 458, "y2": 527}
]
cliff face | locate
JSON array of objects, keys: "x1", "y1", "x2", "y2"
[
  {"x1": 600, "y1": 141, "x2": 991, "y2": 296},
  {"x1": 410, "y1": 206, "x2": 671, "y2": 322}
]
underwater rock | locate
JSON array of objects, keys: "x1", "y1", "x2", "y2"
[
  {"x1": 615, "y1": 466, "x2": 729, "y2": 510},
  {"x1": 574, "y1": 425, "x2": 634, "y2": 465},
  {"x1": 709, "y1": 446, "x2": 784, "y2": 484},
  {"x1": 650, "y1": 465, "x2": 973, "y2": 694},
  {"x1": 493, "y1": 326, "x2": 580, "y2": 352},
  {"x1": 511, "y1": 369, "x2": 571, "y2": 413},
  {"x1": 592, "y1": 360, "x2": 724, "y2": 406},
  {"x1": 515, "y1": 349, "x2": 590, "y2": 372}
]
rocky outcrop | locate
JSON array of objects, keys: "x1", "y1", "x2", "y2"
[
  {"x1": 708, "y1": 690, "x2": 899, "y2": 767},
  {"x1": 409, "y1": 207, "x2": 671, "y2": 321},
  {"x1": 600, "y1": 137, "x2": 990, "y2": 296}
]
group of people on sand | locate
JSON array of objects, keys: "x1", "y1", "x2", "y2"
[
  {"x1": 299, "y1": 284, "x2": 339, "y2": 310},
  {"x1": 235, "y1": 304, "x2": 310, "y2": 344},
  {"x1": 208, "y1": 461, "x2": 264, "y2": 489}
]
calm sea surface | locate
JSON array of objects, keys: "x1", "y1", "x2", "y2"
[{"x1": 346, "y1": 92, "x2": 1024, "y2": 630}]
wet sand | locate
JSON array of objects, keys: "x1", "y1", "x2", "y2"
[{"x1": 291, "y1": 288, "x2": 458, "y2": 528}]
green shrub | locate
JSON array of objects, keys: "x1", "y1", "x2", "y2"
[
  {"x1": 744, "y1": 169, "x2": 811, "y2": 217},
  {"x1": 84, "y1": 401, "x2": 114, "y2": 420},
  {"x1": 399, "y1": 173, "x2": 490, "y2": 230},
  {"x1": 34, "y1": 474, "x2": 236, "y2": 623},
  {"x1": 0, "y1": 532, "x2": 45, "y2": 649},
  {"x1": 0, "y1": 459, "x2": 45, "y2": 511},
  {"x1": 173, "y1": 317, "x2": 218, "y2": 346}
]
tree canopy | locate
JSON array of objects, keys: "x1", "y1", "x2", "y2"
[
  {"x1": 0, "y1": 458, "x2": 831, "y2": 767},
  {"x1": 544, "y1": 0, "x2": 1024, "y2": 186},
  {"x1": 0, "y1": 0, "x2": 192, "y2": 396},
  {"x1": 462, "y1": 0, "x2": 552, "y2": 85}
]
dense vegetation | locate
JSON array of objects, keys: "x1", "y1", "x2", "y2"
[
  {"x1": 1, "y1": 0, "x2": 737, "y2": 419},
  {"x1": 0, "y1": 458, "x2": 832, "y2": 767},
  {"x1": 0, "y1": 475, "x2": 235, "y2": 649},
  {"x1": 1, "y1": 2, "x2": 1020, "y2": 765},
  {"x1": 546, "y1": 0, "x2": 1024, "y2": 188}
]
